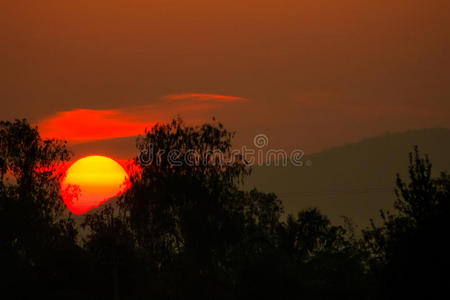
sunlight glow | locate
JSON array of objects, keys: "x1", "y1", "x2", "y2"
[{"x1": 61, "y1": 155, "x2": 130, "y2": 214}]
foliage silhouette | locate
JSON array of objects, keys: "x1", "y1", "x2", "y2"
[
  {"x1": 0, "y1": 120, "x2": 85, "y2": 299},
  {"x1": 363, "y1": 146, "x2": 450, "y2": 299},
  {"x1": 82, "y1": 118, "x2": 369, "y2": 299},
  {"x1": 1, "y1": 118, "x2": 449, "y2": 299}
]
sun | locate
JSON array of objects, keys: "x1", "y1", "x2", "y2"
[{"x1": 61, "y1": 155, "x2": 130, "y2": 215}]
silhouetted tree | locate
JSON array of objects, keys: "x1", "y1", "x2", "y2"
[
  {"x1": 7, "y1": 118, "x2": 447, "y2": 300},
  {"x1": 0, "y1": 119, "x2": 83, "y2": 298},
  {"x1": 363, "y1": 146, "x2": 450, "y2": 299},
  {"x1": 81, "y1": 118, "x2": 286, "y2": 299},
  {"x1": 267, "y1": 209, "x2": 368, "y2": 299},
  {"x1": 84, "y1": 118, "x2": 372, "y2": 299}
]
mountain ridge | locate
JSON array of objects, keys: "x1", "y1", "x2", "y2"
[{"x1": 245, "y1": 127, "x2": 450, "y2": 226}]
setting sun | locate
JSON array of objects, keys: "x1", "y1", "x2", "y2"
[{"x1": 61, "y1": 155, "x2": 130, "y2": 215}]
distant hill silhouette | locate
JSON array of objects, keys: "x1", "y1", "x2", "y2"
[{"x1": 246, "y1": 128, "x2": 450, "y2": 226}]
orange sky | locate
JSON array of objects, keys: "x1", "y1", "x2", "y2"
[{"x1": 1, "y1": 0, "x2": 449, "y2": 158}]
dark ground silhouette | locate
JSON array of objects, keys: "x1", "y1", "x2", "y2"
[{"x1": 1, "y1": 119, "x2": 449, "y2": 299}]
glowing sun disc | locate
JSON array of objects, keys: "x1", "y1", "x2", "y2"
[{"x1": 61, "y1": 155, "x2": 130, "y2": 214}]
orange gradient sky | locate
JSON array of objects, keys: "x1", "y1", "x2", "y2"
[{"x1": 1, "y1": 0, "x2": 449, "y2": 157}]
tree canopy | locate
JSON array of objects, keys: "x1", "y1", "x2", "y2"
[{"x1": 1, "y1": 118, "x2": 449, "y2": 299}]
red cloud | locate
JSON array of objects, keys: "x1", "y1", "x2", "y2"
[
  {"x1": 164, "y1": 93, "x2": 247, "y2": 102},
  {"x1": 39, "y1": 109, "x2": 154, "y2": 144},
  {"x1": 38, "y1": 93, "x2": 246, "y2": 144}
]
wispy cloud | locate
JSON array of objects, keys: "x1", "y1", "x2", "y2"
[
  {"x1": 39, "y1": 109, "x2": 153, "y2": 144},
  {"x1": 164, "y1": 93, "x2": 247, "y2": 102},
  {"x1": 38, "y1": 93, "x2": 247, "y2": 144}
]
